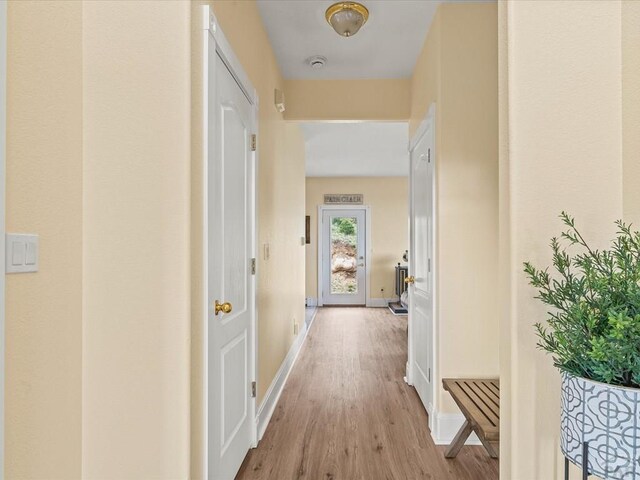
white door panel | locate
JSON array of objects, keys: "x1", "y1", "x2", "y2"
[
  {"x1": 208, "y1": 45, "x2": 255, "y2": 480},
  {"x1": 220, "y1": 331, "x2": 247, "y2": 454},
  {"x1": 408, "y1": 109, "x2": 435, "y2": 419},
  {"x1": 220, "y1": 103, "x2": 248, "y2": 321},
  {"x1": 321, "y1": 209, "x2": 366, "y2": 306}
]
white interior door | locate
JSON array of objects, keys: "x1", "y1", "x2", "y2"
[
  {"x1": 321, "y1": 209, "x2": 366, "y2": 306},
  {"x1": 408, "y1": 109, "x2": 435, "y2": 420},
  {"x1": 207, "y1": 46, "x2": 255, "y2": 479}
]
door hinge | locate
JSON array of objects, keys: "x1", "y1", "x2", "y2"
[
  {"x1": 428, "y1": 368, "x2": 431, "y2": 382},
  {"x1": 427, "y1": 148, "x2": 431, "y2": 163},
  {"x1": 428, "y1": 258, "x2": 431, "y2": 272},
  {"x1": 251, "y1": 258, "x2": 256, "y2": 275},
  {"x1": 251, "y1": 381, "x2": 256, "y2": 398},
  {"x1": 251, "y1": 134, "x2": 257, "y2": 152}
]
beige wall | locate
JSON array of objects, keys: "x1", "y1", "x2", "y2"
[
  {"x1": 284, "y1": 79, "x2": 411, "y2": 121},
  {"x1": 623, "y1": 0, "x2": 640, "y2": 226},
  {"x1": 6, "y1": 2, "x2": 83, "y2": 478},
  {"x1": 8, "y1": 1, "x2": 192, "y2": 478},
  {"x1": 499, "y1": 1, "x2": 623, "y2": 478},
  {"x1": 190, "y1": 1, "x2": 307, "y2": 478},
  {"x1": 82, "y1": 2, "x2": 191, "y2": 478},
  {"x1": 497, "y1": 0, "x2": 511, "y2": 475},
  {"x1": 305, "y1": 177, "x2": 408, "y2": 302},
  {"x1": 410, "y1": 2, "x2": 499, "y2": 417},
  {"x1": 409, "y1": 8, "x2": 441, "y2": 137}
]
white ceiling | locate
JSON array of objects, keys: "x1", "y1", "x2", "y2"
[
  {"x1": 256, "y1": 0, "x2": 442, "y2": 79},
  {"x1": 302, "y1": 122, "x2": 409, "y2": 177}
]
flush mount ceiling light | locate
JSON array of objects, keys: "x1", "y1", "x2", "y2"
[{"x1": 325, "y1": 2, "x2": 369, "y2": 37}]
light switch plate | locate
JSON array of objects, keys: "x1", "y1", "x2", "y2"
[{"x1": 6, "y1": 234, "x2": 38, "y2": 273}]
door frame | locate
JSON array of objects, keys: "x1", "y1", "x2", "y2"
[
  {"x1": 407, "y1": 104, "x2": 437, "y2": 427},
  {"x1": 316, "y1": 205, "x2": 371, "y2": 307},
  {"x1": 0, "y1": 1, "x2": 6, "y2": 476},
  {"x1": 201, "y1": 6, "x2": 259, "y2": 477}
]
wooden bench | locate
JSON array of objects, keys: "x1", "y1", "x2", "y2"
[{"x1": 442, "y1": 378, "x2": 500, "y2": 459}]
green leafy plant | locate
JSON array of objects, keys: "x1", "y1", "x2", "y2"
[
  {"x1": 331, "y1": 217, "x2": 357, "y2": 246},
  {"x1": 524, "y1": 212, "x2": 640, "y2": 388},
  {"x1": 332, "y1": 217, "x2": 356, "y2": 236}
]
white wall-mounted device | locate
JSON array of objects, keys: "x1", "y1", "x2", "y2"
[
  {"x1": 6, "y1": 234, "x2": 39, "y2": 273},
  {"x1": 274, "y1": 88, "x2": 285, "y2": 113}
]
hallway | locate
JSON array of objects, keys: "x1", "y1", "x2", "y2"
[{"x1": 236, "y1": 308, "x2": 498, "y2": 480}]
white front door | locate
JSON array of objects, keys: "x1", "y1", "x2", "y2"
[
  {"x1": 207, "y1": 48, "x2": 256, "y2": 479},
  {"x1": 408, "y1": 108, "x2": 435, "y2": 420},
  {"x1": 321, "y1": 209, "x2": 366, "y2": 305}
]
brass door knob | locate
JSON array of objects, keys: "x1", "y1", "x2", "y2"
[
  {"x1": 404, "y1": 276, "x2": 415, "y2": 285},
  {"x1": 214, "y1": 300, "x2": 233, "y2": 315}
]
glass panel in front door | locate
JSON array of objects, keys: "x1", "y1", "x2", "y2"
[{"x1": 330, "y1": 216, "x2": 358, "y2": 294}]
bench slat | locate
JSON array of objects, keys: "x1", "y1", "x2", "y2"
[
  {"x1": 487, "y1": 381, "x2": 500, "y2": 395},
  {"x1": 466, "y1": 380, "x2": 500, "y2": 414},
  {"x1": 475, "y1": 381, "x2": 500, "y2": 407}
]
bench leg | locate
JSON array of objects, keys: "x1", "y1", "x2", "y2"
[
  {"x1": 479, "y1": 437, "x2": 499, "y2": 459},
  {"x1": 444, "y1": 420, "x2": 473, "y2": 458}
]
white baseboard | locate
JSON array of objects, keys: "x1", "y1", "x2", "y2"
[
  {"x1": 431, "y1": 412, "x2": 481, "y2": 446},
  {"x1": 366, "y1": 297, "x2": 396, "y2": 308},
  {"x1": 304, "y1": 306, "x2": 317, "y2": 327},
  {"x1": 308, "y1": 297, "x2": 395, "y2": 308},
  {"x1": 255, "y1": 311, "x2": 317, "y2": 441}
]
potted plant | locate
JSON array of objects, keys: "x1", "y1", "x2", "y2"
[{"x1": 524, "y1": 212, "x2": 640, "y2": 479}]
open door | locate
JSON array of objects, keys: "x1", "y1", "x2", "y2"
[
  {"x1": 203, "y1": 8, "x2": 258, "y2": 479},
  {"x1": 407, "y1": 105, "x2": 435, "y2": 425}
]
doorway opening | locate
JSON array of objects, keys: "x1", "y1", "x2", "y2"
[{"x1": 302, "y1": 121, "x2": 410, "y2": 310}]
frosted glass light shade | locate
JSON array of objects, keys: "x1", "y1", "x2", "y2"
[{"x1": 325, "y1": 2, "x2": 369, "y2": 38}]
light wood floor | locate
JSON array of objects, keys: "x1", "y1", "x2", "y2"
[{"x1": 236, "y1": 307, "x2": 499, "y2": 480}]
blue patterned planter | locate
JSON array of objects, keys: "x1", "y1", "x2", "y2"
[{"x1": 561, "y1": 373, "x2": 640, "y2": 479}]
